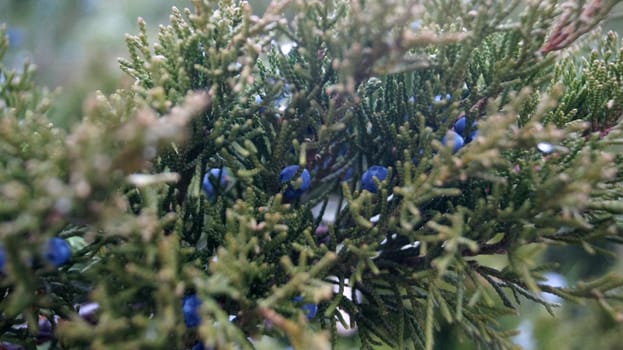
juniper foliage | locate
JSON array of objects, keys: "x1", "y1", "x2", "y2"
[{"x1": 2, "y1": 0, "x2": 623, "y2": 349}]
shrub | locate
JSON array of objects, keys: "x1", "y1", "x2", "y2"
[{"x1": 2, "y1": 1, "x2": 623, "y2": 349}]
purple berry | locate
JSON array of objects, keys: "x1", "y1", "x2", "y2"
[
  {"x1": 44, "y1": 238, "x2": 71, "y2": 267},
  {"x1": 279, "y1": 165, "x2": 311, "y2": 200},
  {"x1": 182, "y1": 294, "x2": 202, "y2": 328},
  {"x1": 361, "y1": 166, "x2": 388, "y2": 193}
]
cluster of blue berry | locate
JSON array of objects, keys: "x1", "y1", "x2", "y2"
[
  {"x1": 181, "y1": 294, "x2": 317, "y2": 325},
  {"x1": 187, "y1": 94, "x2": 480, "y2": 345},
  {"x1": 442, "y1": 115, "x2": 479, "y2": 153},
  {"x1": 200, "y1": 165, "x2": 313, "y2": 202},
  {"x1": 181, "y1": 293, "x2": 315, "y2": 348},
  {"x1": 356, "y1": 114, "x2": 479, "y2": 194},
  {"x1": 201, "y1": 162, "x2": 401, "y2": 202}
]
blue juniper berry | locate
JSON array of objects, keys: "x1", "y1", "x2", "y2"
[
  {"x1": 202, "y1": 168, "x2": 229, "y2": 201},
  {"x1": 442, "y1": 130, "x2": 465, "y2": 153},
  {"x1": 279, "y1": 165, "x2": 311, "y2": 200},
  {"x1": 191, "y1": 341, "x2": 206, "y2": 350},
  {"x1": 453, "y1": 116, "x2": 478, "y2": 143},
  {"x1": 292, "y1": 296, "x2": 318, "y2": 319},
  {"x1": 182, "y1": 294, "x2": 202, "y2": 328},
  {"x1": 44, "y1": 238, "x2": 71, "y2": 267},
  {"x1": 0, "y1": 246, "x2": 5, "y2": 272},
  {"x1": 361, "y1": 166, "x2": 388, "y2": 193}
]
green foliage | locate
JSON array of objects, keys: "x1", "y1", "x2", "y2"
[
  {"x1": 0, "y1": 0, "x2": 182, "y2": 129},
  {"x1": 548, "y1": 30, "x2": 623, "y2": 130},
  {"x1": 3, "y1": 1, "x2": 623, "y2": 349}
]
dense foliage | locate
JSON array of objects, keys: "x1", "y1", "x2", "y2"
[{"x1": 2, "y1": 1, "x2": 623, "y2": 349}]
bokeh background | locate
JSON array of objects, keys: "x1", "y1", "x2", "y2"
[
  {"x1": 0, "y1": 0, "x2": 269, "y2": 128},
  {"x1": 2, "y1": 1, "x2": 623, "y2": 349},
  {"x1": 1, "y1": 0, "x2": 622, "y2": 126}
]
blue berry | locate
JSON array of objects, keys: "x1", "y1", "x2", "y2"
[
  {"x1": 442, "y1": 131, "x2": 465, "y2": 153},
  {"x1": 361, "y1": 166, "x2": 388, "y2": 193},
  {"x1": 293, "y1": 296, "x2": 318, "y2": 320},
  {"x1": 279, "y1": 165, "x2": 299, "y2": 182},
  {"x1": 44, "y1": 238, "x2": 71, "y2": 267},
  {"x1": 279, "y1": 165, "x2": 311, "y2": 200},
  {"x1": 453, "y1": 116, "x2": 467, "y2": 134},
  {"x1": 202, "y1": 168, "x2": 229, "y2": 201},
  {"x1": 0, "y1": 246, "x2": 5, "y2": 272},
  {"x1": 453, "y1": 116, "x2": 478, "y2": 143},
  {"x1": 182, "y1": 294, "x2": 202, "y2": 328},
  {"x1": 191, "y1": 341, "x2": 205, "y2": 350},
  {"x1": 469, "y1": 129, "x2": 479, "y2": 141},
  {"x1": 301, "y1": 303, "x2": 318, "y2": 319}
]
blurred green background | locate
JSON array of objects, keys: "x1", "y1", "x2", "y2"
[
  {"x1": 0, "y1": 0, "x2": 273, "y2": 128},
  {"x1": 1, "y1": 0, "x2": 622, "y2": 128},
  {"x1": 2, "y1": 1, "x2": 623, "y2": 349}
]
